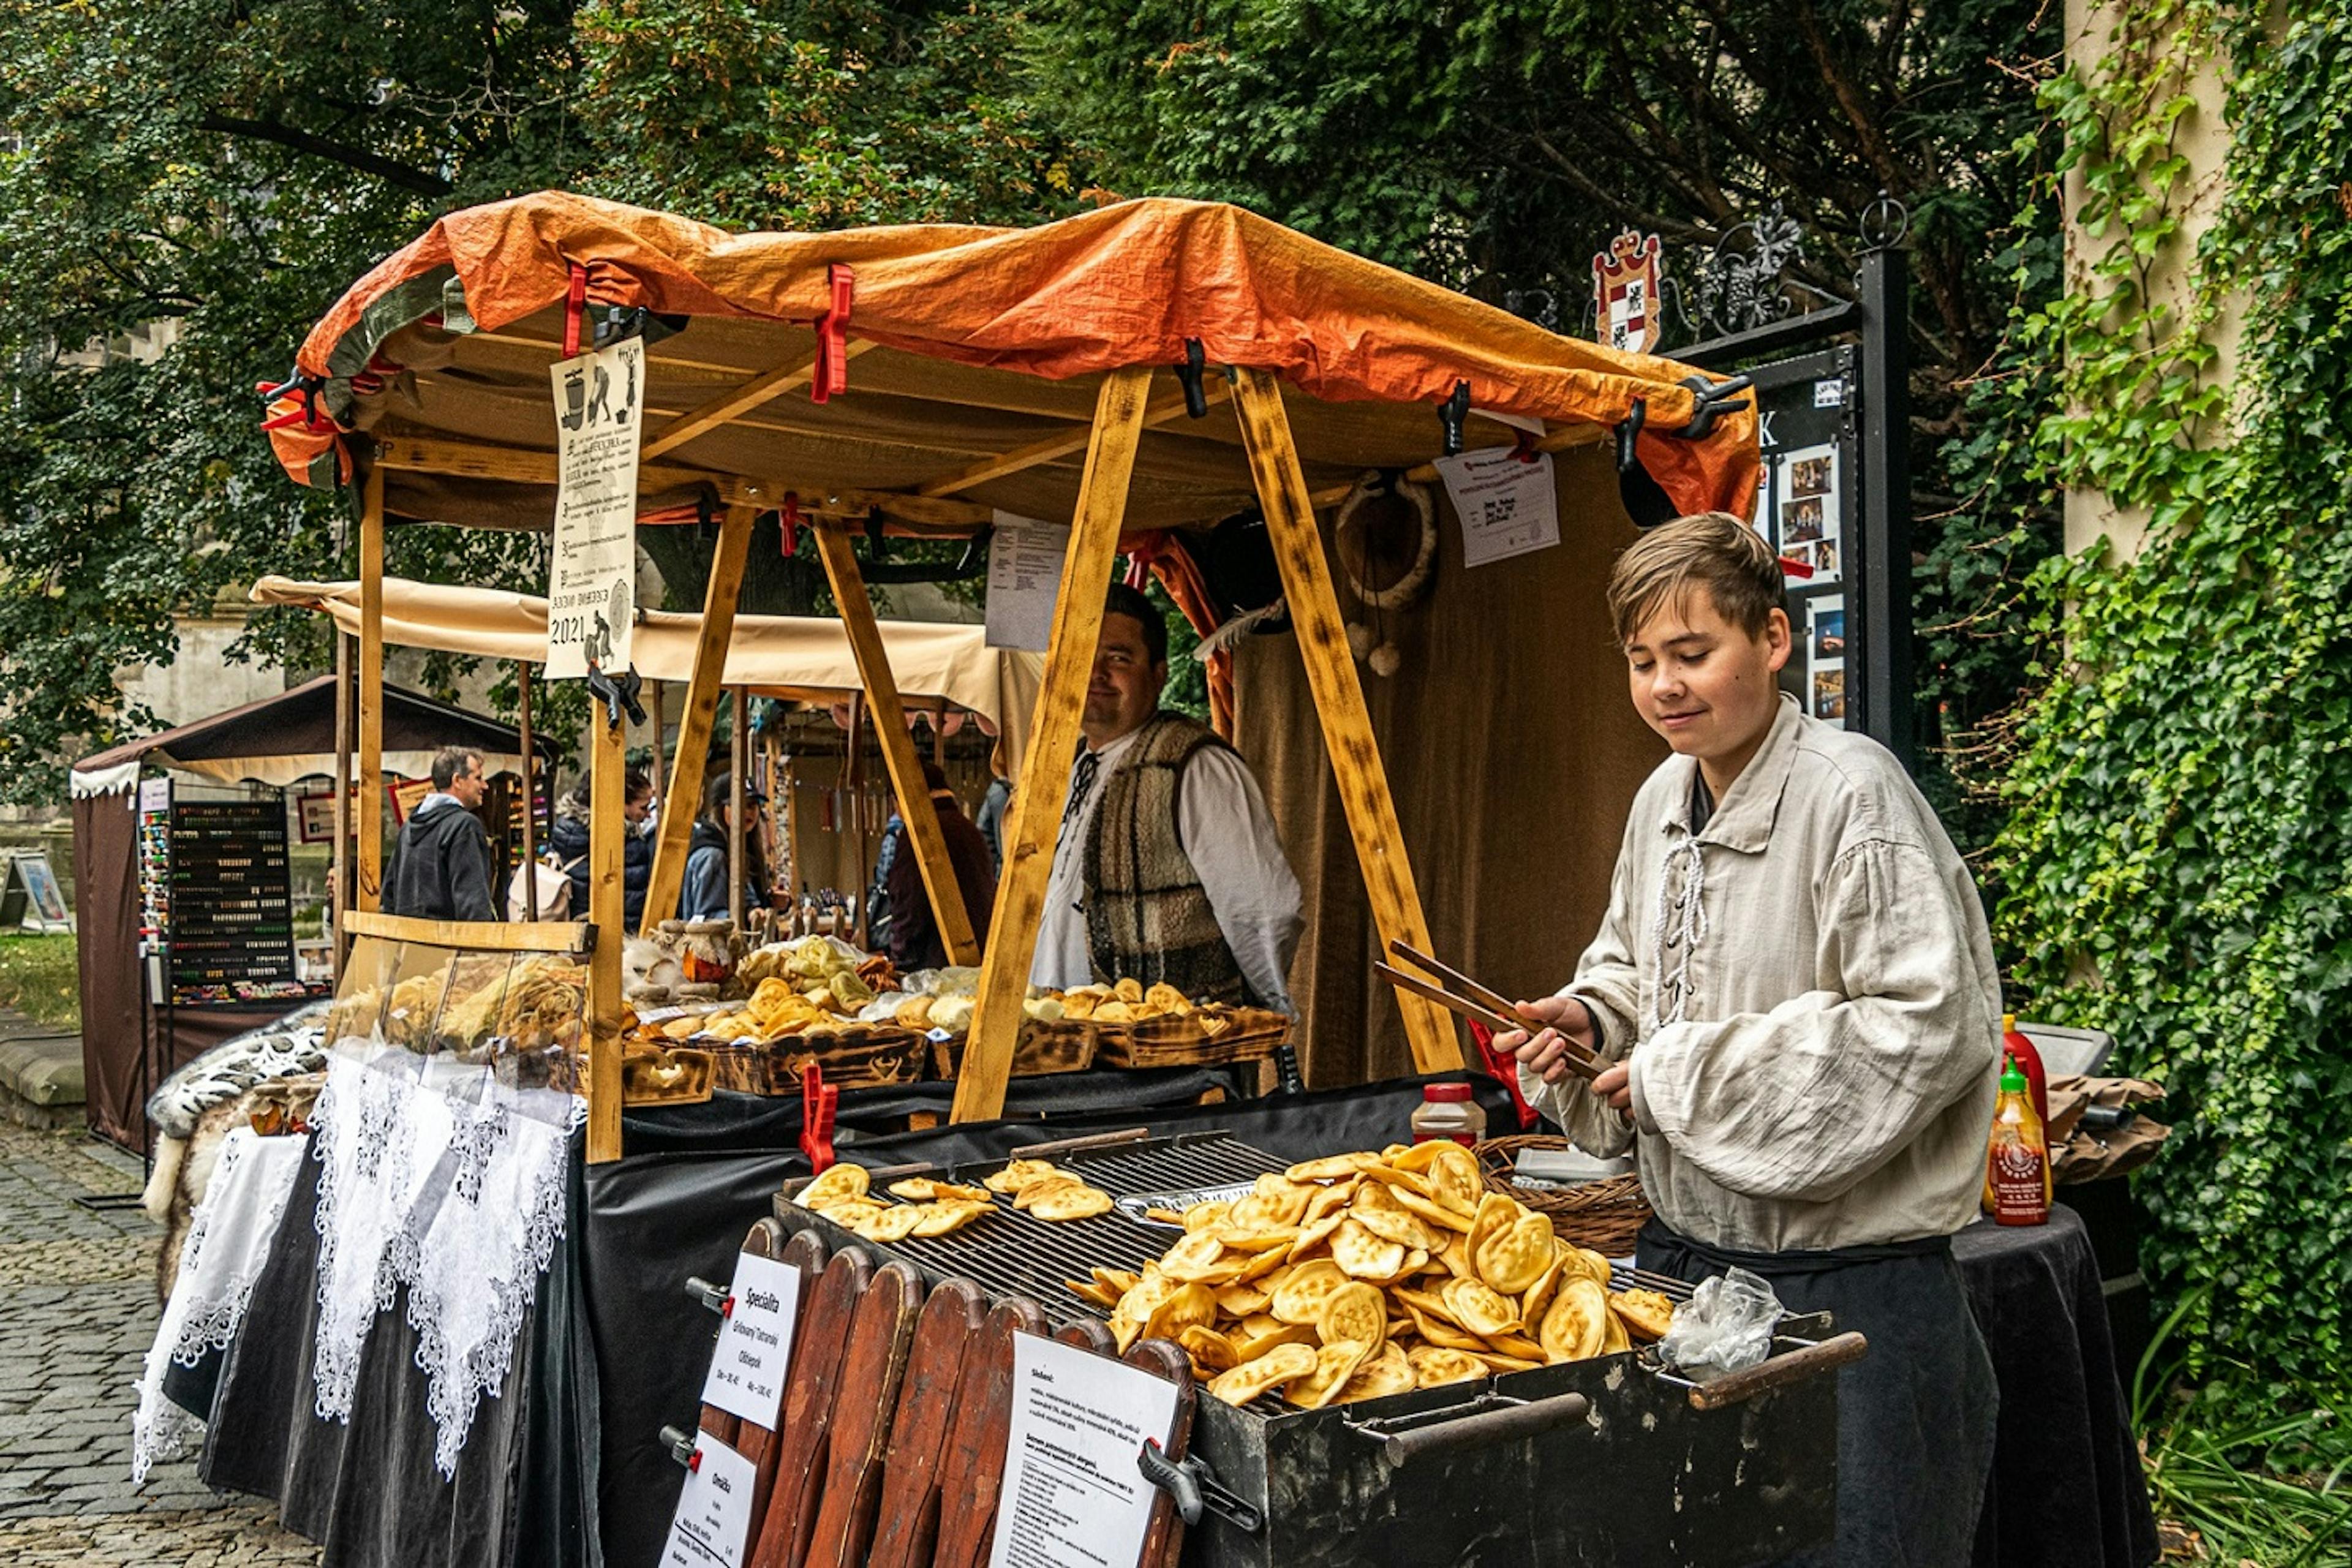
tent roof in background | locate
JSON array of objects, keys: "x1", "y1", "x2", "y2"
[{"x1": 69, "y1": 674, "x2": 552, "y2": 795}]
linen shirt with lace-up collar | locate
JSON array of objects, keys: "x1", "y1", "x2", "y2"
[{"x1": 1521, "y1": 695, "x2": 2004, "y2": 1252}]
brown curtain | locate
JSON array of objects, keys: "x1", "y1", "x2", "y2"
[
  {"x1": 1235, "y1": 441, "x2": 1668, "y2": 1088},
  {"x1": 73, "y1": 790, "x2": 145, "y2": 1147}
]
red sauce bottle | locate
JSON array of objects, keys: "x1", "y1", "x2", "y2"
[{"x1": 1986, "y1": 1054, "x2": 2050, "y2": 1226}]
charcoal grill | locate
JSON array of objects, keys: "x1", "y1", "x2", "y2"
[{"x1": 776, "y1": 1129, "x2": 1849, "y2": 1568}]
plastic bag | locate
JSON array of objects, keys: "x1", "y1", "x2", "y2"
[{"x1": 1657, "y1": 1267, "x2": 1782, "y2": 1382}]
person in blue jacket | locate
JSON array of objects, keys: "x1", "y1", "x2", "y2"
[
  {"x1": 547, "y1": 763, "x2": 654, "y2": 928},
  {"x1": 679, "y1": 770, "x2": 768, "y2": 921}
]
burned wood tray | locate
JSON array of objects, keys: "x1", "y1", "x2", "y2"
[
  {"x1": 928, "y1": 1019, "x2": 1098, "y2": 1080},
  {"x1": 1093, "y1": 1007, "x2": 1291, "y2": 1070}
]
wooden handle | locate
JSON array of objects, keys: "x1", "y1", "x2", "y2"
[{"x1": 1687, "y1": 1332, "x2": 1869, "y2": 1411}]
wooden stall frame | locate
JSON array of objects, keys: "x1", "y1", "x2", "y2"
[
  {"x1": 951, "y1": 366, "x2": 1155, "y2": 1123},
  {"x1": 343, "y1": 356, "x2": 1536, "y2": 1138},
  {"x1": 356, "y1": 467, "x2": 385, "y2": 911},
  {"x1": 642, "y1": 501, "x2": 757, "y2": 935},
  {"x1": 813, "y1": 522, "x2": 982, "y2": 968},
  {"x1": 344, "y1": 909, "x2": 592, "y2": 954},
  {"x1": 587, "y1": 707, "x2": 628, "y2": 1161},
  {"x1": 1230, "y1": 368, "x2": 1458, "y2": 1072}
]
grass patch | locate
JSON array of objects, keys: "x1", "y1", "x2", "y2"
[
  {"x1": 0, "y1": 931, "x2": 80, "y2": 1030},
  {"x1": 2138, "y1": 1295, "x2": 2352, "y2": 1566}
]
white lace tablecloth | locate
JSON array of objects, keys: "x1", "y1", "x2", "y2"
[
  {"x1": 132, "y1": 1127, "x2": 310, "y2": 1483},
  {"x1": 309, "y1": 1050, "x2": 584, "y2": 1477}
]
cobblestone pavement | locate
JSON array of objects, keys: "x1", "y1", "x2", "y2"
[{"x1": 0, "y1": 1118, "x2": 320, "y2": 1564}]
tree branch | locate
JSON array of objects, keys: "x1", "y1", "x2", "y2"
[{"x1": 195, "y1": 113, "x2": 453, "y2": 196}]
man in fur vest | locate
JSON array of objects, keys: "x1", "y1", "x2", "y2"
[{"x1": 1030, "y1": 584, "x2": 1302, "y2": 1009}]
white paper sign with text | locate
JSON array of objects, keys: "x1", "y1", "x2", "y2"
[
  {"x1": 545, "y1": 334, "x2": 646, "y2": 678},
  {"x1": 987, "y1": 1332, "x2": 1179, "y2": 1568},
  {"x1": 661, "y1": 1432, "x2": 757, "y2": 1568},
  {"x1": 985, "y1": 513, "x2": 1071, "y2": 652},
  {"x1": 698, "y1": 1250, "x2": 802, "y2": 1431},
  {"x1": 1433, "y1": 447, "x2": 1560, "y2": 568}
]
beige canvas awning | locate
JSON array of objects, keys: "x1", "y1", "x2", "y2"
[{"x1": 251, "y1": 575, "x2": 1042, "y2": 774}]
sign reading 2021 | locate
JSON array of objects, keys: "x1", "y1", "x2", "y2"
[{"x1": 546, "y1": 336, "x2": 644, "y2": 680}]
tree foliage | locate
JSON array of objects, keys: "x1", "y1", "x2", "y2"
[
  {"x1": 1994, "y1": 0, "x2": 2352, "y2": 1406},
  {"x1": 1034, "y1": 0, "x2": 2066, "y2": 848},
  {"x1": 0, "y1": 0, "x2": 1077, "y2": 798}
]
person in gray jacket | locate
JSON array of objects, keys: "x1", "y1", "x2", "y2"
[{"x1": 382, "y1": 746, "x2": 497, "y2": 922}]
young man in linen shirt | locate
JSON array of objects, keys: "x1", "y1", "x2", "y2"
[
  {"x1": 1030, "y1": 584, "x2": 1303, "y2": 1011},
  {"x1": 1496, "y1": 513, "x2": 2001, "y2": 1568}
]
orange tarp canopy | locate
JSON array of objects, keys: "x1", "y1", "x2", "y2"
[{"x1": 270, "y1": 192, "x2": 1757, "y2": 533}]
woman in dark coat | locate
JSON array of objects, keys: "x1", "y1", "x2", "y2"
[{"x1": 547, "y1": 763, "x2": 654, "y2": 929}]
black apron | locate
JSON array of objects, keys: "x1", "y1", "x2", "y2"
[{"x1": 1638, "y1": 1217, "x2": 1998, "y2": 1568}]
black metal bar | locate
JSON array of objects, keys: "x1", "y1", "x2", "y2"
[
  {"x1": 1855, "y1": 251, "x2": 1915, "y2": 772},
  {"x1": 1671, "y1": 300, "x2": 1864, "y2": 371}
]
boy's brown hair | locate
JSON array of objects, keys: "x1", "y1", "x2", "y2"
[{"x1": 1606, "y1": 511, "x2": 1784, "y2": 648}]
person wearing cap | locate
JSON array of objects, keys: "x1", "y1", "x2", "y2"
[
  {"x1": 881, "y1": 758, "x2": 998, "y2": 970},
  {"x1": 679, "y1": 769, "x2": 769, "y2": 921},
  {"x1": 1031, "y1": 584, "x2": 1302, "y2": 1009}
]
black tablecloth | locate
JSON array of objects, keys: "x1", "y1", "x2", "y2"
[{"x1": 1954, "y1": 1207, "x2": 2158, "y2": 1568}]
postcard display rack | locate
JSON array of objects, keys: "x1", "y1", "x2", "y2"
[{"x1": 138, "y1": 781, "x2": 310, "y2": 1006}]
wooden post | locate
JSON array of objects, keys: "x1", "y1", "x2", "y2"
[
  {"x1": 518, "y1": 662, "x2": 539, "y2": 921},
  {"x1": 1229, "y1": 368, "x2": 1460, "y2": 1072},
  {"x1": 332, "y1": 630, "x2": 354, "y2": 966},
  {"x1": 813, "y1": 524, "x2": 981, "y2": 967},
  {"x1": 356, "y1": 467, "x2": 385, "y2": 911},
  {"x1": 649, "y1": 679, "x2": 668, "y2": 812},
  {"x1": 586, "y1": 707, "x2": 627, "y2": 1163},
  {"x1": 729, "y1": 688, "x2": 748, "y2": 927},
  {"x1": 643, "y1": 502, "x2": 756, "y2": 933},
  {"x1": 952, "y1": 366, "x2": 1155, "y2": 1123}
]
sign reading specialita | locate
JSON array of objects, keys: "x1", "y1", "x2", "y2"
[
  {"x1": 988, "y1": 1332, "x2": 1178, "y2": 1568},
  {"x1": 546, "y1": 334, "x2": 645, "y2": 679},
  {"x1": 660, "y1": 1432, "x2": 758, "y2": 1568},
  {"x1": 697, "y1": 1250, "x2": 802, "y2": 1431},
  {"x1": 1432, "y1": 447, "x2": 1559, "y2": 568}
]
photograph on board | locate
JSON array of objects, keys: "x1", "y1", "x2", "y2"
[{"x1": 1813, "y1": 666, "x2": 1847, "y2": 722}]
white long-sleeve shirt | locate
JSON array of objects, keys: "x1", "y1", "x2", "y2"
[
  {"x1": 1523, "y1": 696, "x2": 2003, "y2": 1251},
  {"x1": 1030, "y1": 727, "x2": 1303, "y2": 1011}
]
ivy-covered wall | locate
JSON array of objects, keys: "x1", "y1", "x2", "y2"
[{"x1": 1995, "y1": 0, "x2": 2352, "y2": 1405}]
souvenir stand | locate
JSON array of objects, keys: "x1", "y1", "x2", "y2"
[
  {"x1": 67, "y1": 674, "x2": 553, "y2": 1151},
  {"x1": 198, "y1": 192, "x2": 1809, "y2": 1568}
]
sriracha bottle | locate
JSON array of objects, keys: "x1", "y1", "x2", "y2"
[{"x1": 1986, "y1": 1054, "x2": 2050, "y2": 1227}]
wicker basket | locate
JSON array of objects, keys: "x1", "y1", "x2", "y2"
[{"x1": 1474, "y1": 1134, "x2": 1651, "y2": 1256}]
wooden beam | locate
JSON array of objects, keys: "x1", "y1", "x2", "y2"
[
  {"x1": 916, "y1": 375, "x2": 1230, "y2": 497},
  {"x1": 1230, "y1": 368, "x2": 1461, "y2": 1074},
  {"x1": 1304, "y1": 422, "x2": 1612, "y2": 508},
  {"x1": 371, "y1": 434, "x2": 995, "y2": 532},
  {"x1": 586, "y1": 707, "x2": 627, "y2": 1163},
  {"x1": 342, "y1": 910, "x2": 590, "y2": 954},
  {"x1": 729, "y1": 688, "x2": 748, "y2": 927},
  {"x1": 643, "y1": 501, "x2": 756, "y2": 933},
  {"x1": 357, "y1": 468, "x2": 385, "y2": 911},
  {"x1": 332, "y1": 630, "x2": 354, "y2": 966},
  {"x1": 813, "y1": 523, "x2": 982, "y2": 967},
  {"x1": 518, "y1": 662, "x2": 539, "y2": 921},
  {"x1": 639, "y1": 341, "x2": 878, "y2": 461},
  {"x1": 951, "y1": 366, "x2": 1155, "y2": 1123}
]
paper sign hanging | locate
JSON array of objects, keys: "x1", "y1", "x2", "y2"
[
  {"x1": 988, "y1": 1331, "x2": 1179, "y2": 1568},
  {"x1": 1433, "y1": 447, "x2": 1560, "y2": 568},
  {"x1": 697, "y1": 1250, "x2": 802, "y2": 1431},
  {"x1": 985, "y1": 513, "x2": 1071, "y2": 652},
  {"x1": 660, "y1": 1432, "x2": 758, "y2": 1568},
  {"x1": 545, "y1": 334, "x2": 646, "y2": 679}
]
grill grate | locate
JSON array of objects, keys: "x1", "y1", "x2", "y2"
[{"x1": 782, "y1": 1132, "x2": 1291, "y2": 1328}]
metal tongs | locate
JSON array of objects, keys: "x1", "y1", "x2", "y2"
[{"x1": 1375, "y1": 941, "x2": 1605, "y2": 1084}]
